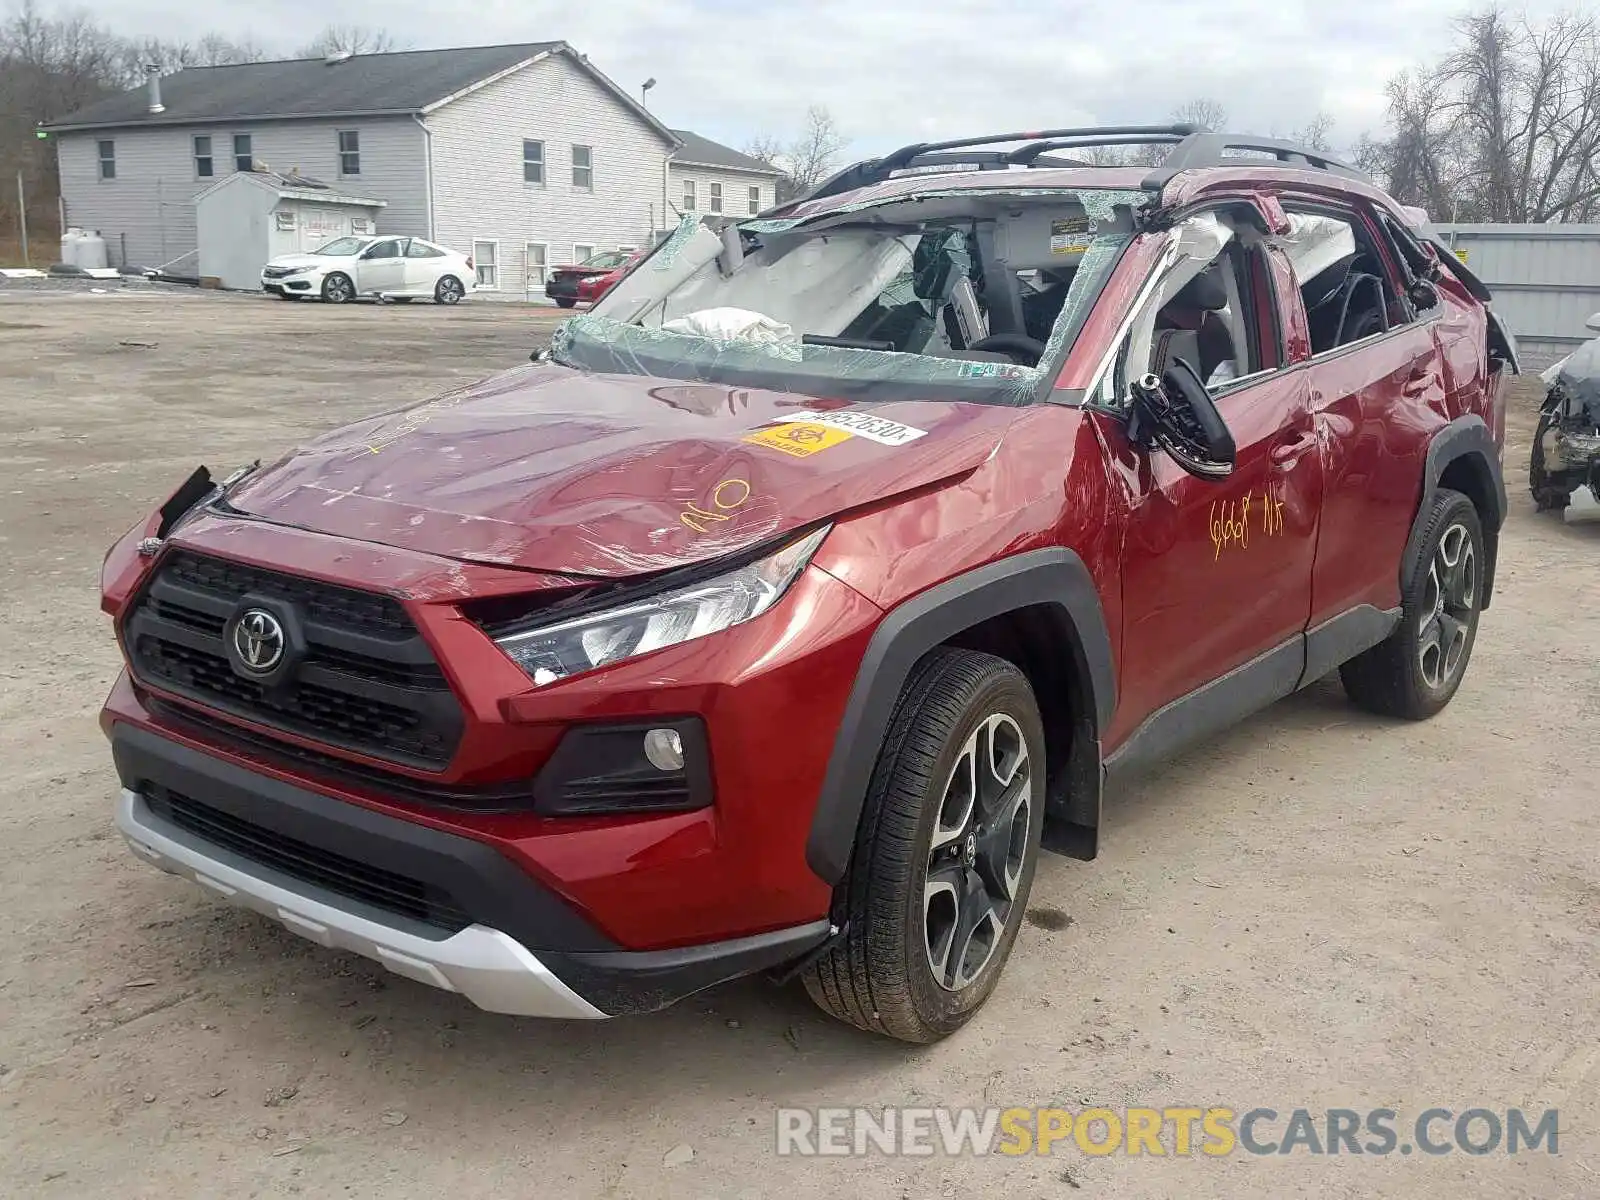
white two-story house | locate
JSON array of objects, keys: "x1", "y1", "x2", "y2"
[{"x1": 45, "y1": 42, "x2": 778, "y2": 297}]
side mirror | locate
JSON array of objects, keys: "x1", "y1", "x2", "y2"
[
  {"x1": 1128, "y1": 359, "x2": 1236, "y2": 481},
  {"x1": 1408, "y1": 278, "x2": 1440, "y2": 311},
  {"x1": 1585, "y1": 312, "x2": 1600, "y2": 333}
]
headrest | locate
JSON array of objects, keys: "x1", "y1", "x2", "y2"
[{"x1": 1173, "y1": 268, "x2": 1228, "y2": 312}]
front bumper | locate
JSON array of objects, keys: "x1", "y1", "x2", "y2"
[
  {"x1": 110, "y1": 722, "x2": 831, "y2": 1017},
  {"x1": 118, "y1": 786, "x2": 605, "y2": 1018}
]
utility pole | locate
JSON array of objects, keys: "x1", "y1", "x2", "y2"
[{"x1": 16, "y1": 171, "x2": 28, "y2": 266}]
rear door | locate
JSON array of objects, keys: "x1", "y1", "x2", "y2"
[
  {"x1": 356, "y1": 238, "x2": 407, "y2": 294},
  {"x1": 1094, "y1": 208, "x2": 1325, "y2": 756},
  {"x1": 1277, "y1": 202, "x2": 1444, "y2": 633},
  {"x1": 403, "y1": 239, "x2": 450, "y2": 294}
]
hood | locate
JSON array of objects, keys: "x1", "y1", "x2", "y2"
[
  {"x1": 224, "y1": 362, "x2": 1017, "y2": 578},
  {"x1": 267, "y1": 252, "x2": 341, "y2": 268}
]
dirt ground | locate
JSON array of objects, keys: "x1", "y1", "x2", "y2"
[{"x1": 1, "y1": 292, "x2": 1596, "y2": 1199}]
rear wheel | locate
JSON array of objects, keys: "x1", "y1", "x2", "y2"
[
  {"x1": 555, "y1": 297, "x2": 577, "y2": 309},
  {"x1": 1341, "y1": 488, "x2": 1483, "y2": 719},
  {"x1": 803, "y1": 648, "x2": 1045, "y2": 1043},
  {"x1": 435, "y1": 275, "x2": 464, "y2": 305},
  {"x1": 321, "y1": 273, "x2": 355, "y2": 304}
]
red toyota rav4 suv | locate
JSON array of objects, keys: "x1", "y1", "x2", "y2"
[{"x1": 102, "y1": 127, "x2": 1516, "y2": 1042}]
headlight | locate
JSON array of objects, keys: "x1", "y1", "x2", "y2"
[{"x1": 495, "y1": 526, "x2": 828, "y2": 686}]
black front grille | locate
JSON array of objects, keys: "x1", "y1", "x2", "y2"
[
  {"x1": 124, "y1": 551, "x2": 463, "y2": 769},
  {"x1": 147, "y1": 786, "x2": 471, "y2": 931}
]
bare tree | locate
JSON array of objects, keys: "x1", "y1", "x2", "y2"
[
  {"x1": 295, "y1": 25, "x2": 400, "y2": 58},
  {"x1": 1361, "y1": 6, "x2": 1600, "y2": 222},
  {"x1": 1289, "y1": 113, "x2": 1335, "y2": 152},
  {"x1": 1170, "y1": 97, "x2": 1228, "y2": 132},
  {"x1": 741, "y1": 108, "x2": 847, "y2": 202}
]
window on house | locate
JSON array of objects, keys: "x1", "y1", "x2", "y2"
[
  {"x1": 572, "y1": 144, "x2": 592, "y2": 190},
  {"x1": 524, "y1": 243, "x2": 548, "y2": 290},
  {"x1": 338, "y1": 130, "x2": 360, "y2": 176},
  {"x1": 573, "y1": 243, "x2": 596, "y2": 265},
  {"x1": 193, "y1": 136, "x2": 213, "y2": 178},
  {"x1": 523, "y1": 139, "x2": 545, "y2": 184},
  {"x1": 748, "y1": 185, "x2": 761, "y2": 215},
  {"x1": 233, "y1": 133, "x2": 253, "y2": 172},
  {"x1": 97, "y1": 140, "x2": 115, "y2": 180},
  {"x1": 473, "y1": 241, "x2": 498, "y2": 289},
  {"x1": 709, "y1": 182, "x2": 723, "y2": 213},
  {"x1": 681, "y1": 179, "x2": 696, "y2": 211}
]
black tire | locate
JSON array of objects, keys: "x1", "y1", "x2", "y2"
[
  {"x1": 435, "y1": 275, "x2": 465, "y2": 305},
  {"x1": 1341, "y1": 488, "x2": 1484, "y2": 720},
  {"x1": 555, "y1": 297, "x2": 577, "y2": 309},
  {"x1": 321, "y1": 272, "x2": 355, "y2": 304},
  {"x1": 803, "y1": 648, "x2": 1046, "y2": 1043},
  {"x1": 1530, "y1": 410, "x2": 1572, "y2": 512}
]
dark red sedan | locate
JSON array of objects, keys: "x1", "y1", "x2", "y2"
[{"x1": 544, "y1": 248, "x2": 642, "y2": 308}]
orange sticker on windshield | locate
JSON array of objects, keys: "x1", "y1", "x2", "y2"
[{"x1": 744, "y1": 422, "x2": 853, "y2": 458}]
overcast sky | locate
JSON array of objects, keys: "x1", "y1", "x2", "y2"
[{"x1": 77, "y1": 0, "x2": 1569, "y2": 157}]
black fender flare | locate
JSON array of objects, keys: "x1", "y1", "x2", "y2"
[
  {"x1": 804, "y1": 548, "x2": 1115, "y2": 885},
  {"x1": 1401, "y1": 415, "x2": 1508, "y2": 606}
]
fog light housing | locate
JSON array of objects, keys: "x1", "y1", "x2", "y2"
[
  {"x1": 533, "y1": 718, "x2": 711, "y2": 815},
  {"x1": 643, "y1": 727, "x2": 685, "y2": 771}
]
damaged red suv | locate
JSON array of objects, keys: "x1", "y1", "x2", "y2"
[{"x1": 102, "y1": 126, "x2": 1516, "y2": 1042}]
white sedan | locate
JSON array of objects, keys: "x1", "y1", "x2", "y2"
[{"x1": 260, "y1": 236, "x2": 475, "y2": 305}]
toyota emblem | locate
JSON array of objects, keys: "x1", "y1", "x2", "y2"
[{"x1": 232, "y1": 609, "x2": 286, "y2": 673}]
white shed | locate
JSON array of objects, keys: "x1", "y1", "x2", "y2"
[{"x1": 195, "y1": 171, "x2": 387, "y2": 291}]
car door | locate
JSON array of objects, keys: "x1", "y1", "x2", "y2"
[
  {"x1": 403, "y1": 239, "x2": 449, "y2": 295},
  {"x1": 356, "y1": 238, "x2": 407, "y2": 294},
  {"x1": 1276, "y1": 203, "x2": 1445, "y2": 646},
  {"x1": 1093, "y1": 209, "x2": 1324, "y2": 765}
]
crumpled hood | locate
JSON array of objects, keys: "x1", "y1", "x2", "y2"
[{"x1": 225, "y1": 362, "x2": 1016, "y2": 577}]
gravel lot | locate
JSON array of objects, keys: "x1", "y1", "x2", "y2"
[{"x1": 1, "y1": 291, "x2": 1596, "y2": 1199}]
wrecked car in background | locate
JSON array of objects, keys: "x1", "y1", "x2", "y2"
[
  {"x1": 101, "y1": 124, "x2": 1515, "y2": 1044},
  {"x1": 1531, "y1": 313, "x2": 1600, "y2": 512}
]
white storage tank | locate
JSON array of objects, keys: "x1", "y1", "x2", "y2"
[
  {"x1": 59, "y1": 227, "x2": 83, "y2": 267},
  {"x1": 77, "y1": 230, "x2": 108, "y2": 270}
]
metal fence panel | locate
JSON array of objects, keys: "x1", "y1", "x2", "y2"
[{"x1": 1426, "y1": 223, "x2": 1600, "y2": 367}]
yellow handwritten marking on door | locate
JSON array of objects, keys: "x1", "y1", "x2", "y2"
[
  {"x1": 743, "y1": 421, "x2": 853, "y2": 458},
  {"x1": 1209, "y1": 485, "x2": 1287, "y2": 559},
  {"x1": 680, "y1": 477, "x2": 752, "y2": 532}
]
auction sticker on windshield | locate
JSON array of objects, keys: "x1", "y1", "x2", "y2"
[
  {"x1": 745, "y1": 422, "x2": 855, "y2": 458},
  {"x1": 767, "y1": 410, "x2": 927, "y2": 446}
]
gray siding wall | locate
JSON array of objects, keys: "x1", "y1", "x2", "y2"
[
  {"x1": 426, "y1": 53, "x2": 671, "y2": 298},
  {"x1": 1428, "y1": 223, "x2": 1600, "y2": 367},
  {"x1": 57, "y1": 116, "x2": 426, "y2": 269},
  {"x1": 669, "y1": 166, "x2": 777, "y2": 220}
]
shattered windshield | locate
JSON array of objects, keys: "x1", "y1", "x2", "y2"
[{"x1": 550, "y1": 189, "x2": 1141, "y2": 405}]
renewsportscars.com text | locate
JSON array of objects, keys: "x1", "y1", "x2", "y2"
[{"x1": 775, "y1": 1106, "x2": 1559, "y2": 1158}]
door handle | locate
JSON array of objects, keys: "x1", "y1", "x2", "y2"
[{"x1": 1270, "y1": 430, "x2": 1317, "y2": 467}]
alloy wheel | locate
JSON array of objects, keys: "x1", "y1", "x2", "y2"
[
  {"x1": 438, "y1": 277, "x2": 463, "y2": 304},
  {"x1": 324, "y1": 274, "x2": 354, "y2": 303},
  {"x1": 1418, "y1": 521, "x2": 1476, "y2": 690},
  {"x1": 922, "y1": 712, "x2": 1032, "y2": 991}
]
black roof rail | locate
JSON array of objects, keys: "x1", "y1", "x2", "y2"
[
  {"x1": 1140, "y1": 133, "x2": 1370, "y2": 187},
  {"x1": 798, "y1": 124, "x2": 1197, "y2": 204},
  {"x1": 789, "y1": 125, "x2": 1370, "y2": 209}
]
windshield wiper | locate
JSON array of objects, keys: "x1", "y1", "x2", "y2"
[{"x1": 802, "y1": 334, "x2": 895, "y2": 352}]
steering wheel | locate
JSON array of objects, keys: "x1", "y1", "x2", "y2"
[{"x1": 967, "y1": 333, "x2": 1047, "y2": 366}]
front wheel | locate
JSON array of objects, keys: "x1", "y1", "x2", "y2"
[
  {"x1": 1530, "y1": 410, "x2": 1572, "y2": 512},
  {"x1": 435, "y1": 275, "x2": 465, "y2": 305},
  {"x1": 321, "y1": 273, "x2": 355, "y2": 303},
  {"x1": 803, "y1": 648, "x2": 1045, "y2": 1043},
  {"x1": 1341, "y1": 488, "x2": 1484, "y2": 719}
]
